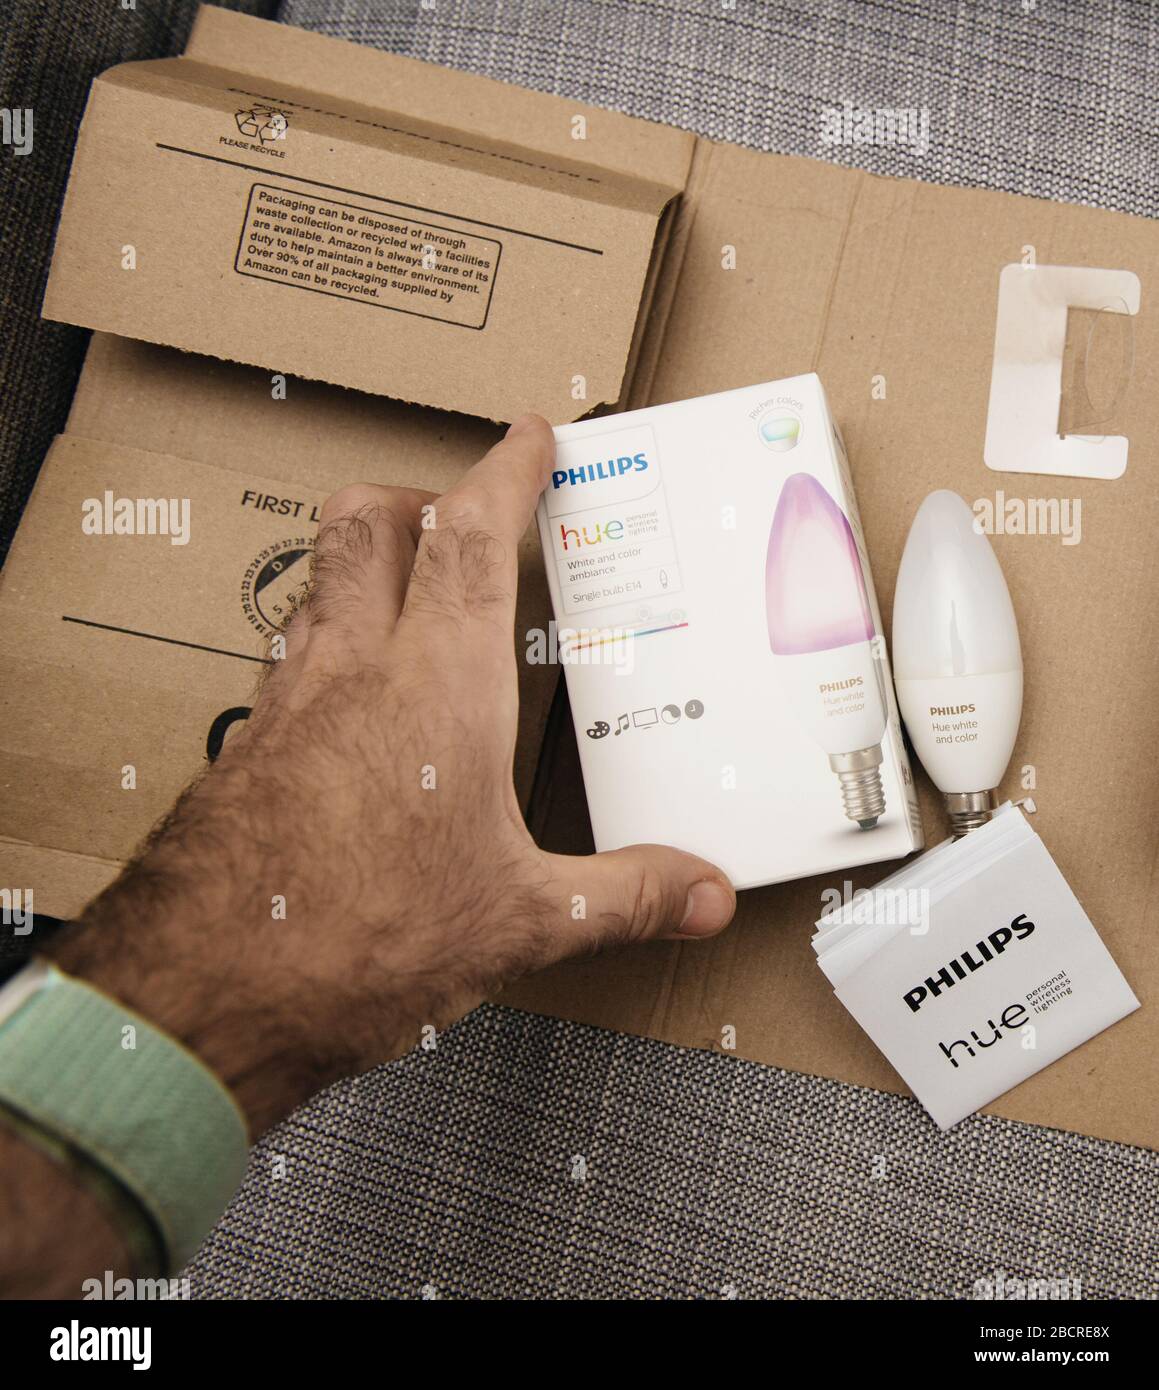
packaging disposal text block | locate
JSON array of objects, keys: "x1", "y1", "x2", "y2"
[{"x1": 235, "y1": 184, "x2": 501, "y2": 328}]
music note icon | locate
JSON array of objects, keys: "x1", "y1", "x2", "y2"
[{"x1": 613, "y1": 713, "x2": 629, "y2": 735}]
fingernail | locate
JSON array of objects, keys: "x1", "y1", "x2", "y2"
[
  {"x1": 678, "y1": 879, "x2": 734, "y2": 937},
  {"x1": 506, "y1": 412, "x2": 540, "y2": 437}
]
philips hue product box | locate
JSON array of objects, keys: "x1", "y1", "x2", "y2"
[{"x1": 537, "y1": 376, "x2": 923, "y2": 889}]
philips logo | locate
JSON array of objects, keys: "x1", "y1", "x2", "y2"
[
  {"x1": 930, "y1": 703, "x2": 975, "y2": 716},
  {"x1": 820, "y1": 677, "x2": 863, "y2": 693},
  {"x1": 902, "y1": 914, "x2": 1035, "y2": 1013},
  {"x1": 551, "y1": 452, "x2": 649, "y2": 491}
]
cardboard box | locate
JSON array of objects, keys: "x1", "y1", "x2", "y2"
[
  {"x1": 41, "y1": 10, "x2": 690, "y2": 425},
  {"x1": 5, "y1": 6, "x2": 1159, "y2": 1149}
]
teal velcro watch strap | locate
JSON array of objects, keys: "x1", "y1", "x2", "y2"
[{"x1": 0, "y1": 960, "x2": 249, "y2": 1272}]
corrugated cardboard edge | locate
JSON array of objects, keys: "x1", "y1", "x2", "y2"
[
  {"x1": 2, "y1": 838, "x2": 122, "y2": 915},
  {"x1": 624, "y1": 137, "x2": 719, "y2": 412},
  {"x1": 186, "y1": 6, "x2": 696, "y2": 192}
]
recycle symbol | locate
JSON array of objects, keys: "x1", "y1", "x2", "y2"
[{"x1": 235, "y1": 106, "x2": 289, "y2": 143}]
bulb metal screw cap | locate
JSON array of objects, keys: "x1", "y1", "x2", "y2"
[
  {"x1": 945, "y1": 789, "x2": 997, "y2": 837},
  {"x1": 828, "y1": 746, "x2": 886, "y2": 830}
]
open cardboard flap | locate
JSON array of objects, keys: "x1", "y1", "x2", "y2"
[
  {"x1": 6, "y1": 7, "x2": 1158, "y2": 1150},
  {"x1": 42, "y1": 9, "x2": 691, "y2": 423}
]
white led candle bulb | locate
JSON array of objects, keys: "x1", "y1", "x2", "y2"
[
  {"x1": 766, "y1": 472, "x2": 889, "y2": 829},
  {"x1": 892, "y1": 490, "x2": 1023, "y2": 834}
]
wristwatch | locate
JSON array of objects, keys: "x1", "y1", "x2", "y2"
[{"x1": 0, "y1": 958, "x2": 249, "y2": 1274}]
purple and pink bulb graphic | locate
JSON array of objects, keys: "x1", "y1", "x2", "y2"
[
  {"x1": 766, "y1": 472, "x2": 875, "y2": 655},
  {"x1": 765, "y1": 473, "x2": 888, "y2": 829}
]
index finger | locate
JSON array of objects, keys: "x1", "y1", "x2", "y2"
[
  {"x1": 399, "y1": 412, "x2": 554, "y2": 632},
  {"x1": 443, "y1": 412, "x2": 555, "y2": 549}
]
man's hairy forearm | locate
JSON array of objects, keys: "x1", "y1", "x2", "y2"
[
  {"x1": 0, "y1": 1124, "x2": 130, "y2": 1299},
  {"x1": 45, "y1": 769, "x2": 346, "y2": 1140},
  {"x1": 0, "y1": 789, "x2": 332, "y2": 1298},
  {"x1": 0, "y1": 764, "x2": 342, "y2": 1299}
]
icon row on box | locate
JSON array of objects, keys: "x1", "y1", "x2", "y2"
[{"x1": 585, "y1": 699, "x2": 704, "y2": 740}]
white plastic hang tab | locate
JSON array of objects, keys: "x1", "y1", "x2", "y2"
[{"x1": 984, "y1": 264, "x2": 1140, "y2": 480}]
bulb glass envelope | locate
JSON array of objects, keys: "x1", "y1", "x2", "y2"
[{"x1": 892, "y1": 490, "x2": 1023, "y2": 800}]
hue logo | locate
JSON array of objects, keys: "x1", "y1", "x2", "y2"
[
  {"x1": 559, "y1": 516, "x2": 624, "y2": 550},
  {"x1": 551, "y1": 452, "x2": 649, "y2": 490}
]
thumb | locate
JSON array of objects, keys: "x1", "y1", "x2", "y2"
[{"x1": 540, "y1": 844, "x2": 736, "y2": 959}]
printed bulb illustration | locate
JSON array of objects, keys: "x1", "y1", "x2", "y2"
[
  {"x1": 760, "y1": 415, "x2": 801, "y2": 452},
  {"x1": 892, "y1": 491, "x2": 1023, "y2": 835},
  {"x1": 766, "y1": 473, "x2": 888, "y2": 829}
]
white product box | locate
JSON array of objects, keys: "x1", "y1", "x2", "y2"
[{"x1": 537, "y1": 375, "x2": 924, "y2": 889}]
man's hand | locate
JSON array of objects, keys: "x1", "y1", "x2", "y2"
[{"x1": 46, "y1": 415, "x2": 735, "y2": 1138}]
